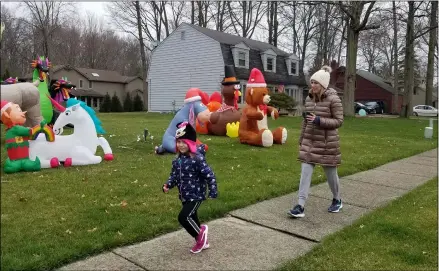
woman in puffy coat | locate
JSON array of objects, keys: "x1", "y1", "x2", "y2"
[{"x1": 288, "y1": 65, "x2": 344, "y2": 218}]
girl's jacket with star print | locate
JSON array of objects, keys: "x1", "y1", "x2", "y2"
[{"x1": 165, "y1": 145, "x2": 218, "y2": 202}]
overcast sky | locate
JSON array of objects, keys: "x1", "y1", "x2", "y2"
[{"x1": 2, "y1": 2, "x2": 108, "y2": 22}]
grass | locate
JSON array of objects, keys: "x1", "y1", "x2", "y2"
[
  {"x1": 278, "y1": 178, "x2": 438, "y2": 271},
  {"x1": 1, "y1": 113, "x2": 437, "y2": 270}
]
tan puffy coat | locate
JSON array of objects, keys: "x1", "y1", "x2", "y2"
[{"x1": 298, "y1": 88, "x2": 343, "y2": 166}]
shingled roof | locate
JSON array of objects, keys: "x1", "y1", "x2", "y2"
[
  {"x1": 356, "y1": 70, "x2": 396, "y2": 94},
  {"x1": 48, "y1": 65, "x2": 142, "y2": 84},
  {"x1": 185, "y1": 23, "x2": 307, "y2": 86}
]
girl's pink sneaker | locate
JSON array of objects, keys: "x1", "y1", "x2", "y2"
[{"x1": 190, "y1": 225, "x2": 208, "y2": 254}]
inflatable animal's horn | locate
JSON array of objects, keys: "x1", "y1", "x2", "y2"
[{"x1": 47, "y1": 94, "x2": 65, "y2": 112}]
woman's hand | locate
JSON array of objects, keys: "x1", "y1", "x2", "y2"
[{"x1": 306, "y1": 113, "x2": 316, "y2": 123}]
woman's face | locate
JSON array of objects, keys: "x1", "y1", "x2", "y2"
[
  {"x1": 310, "y1": 80, "x2": 323, "y2": 94},
  {"x1": 176, "y1": 139, "x2": 189, "y2": 154}
]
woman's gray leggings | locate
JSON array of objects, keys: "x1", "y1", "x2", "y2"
[{"x1": 298, "y1": 163, "x2": 340, "y2": 206}]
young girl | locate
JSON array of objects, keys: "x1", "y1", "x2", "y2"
[{"x1": 163, "y1": 121, "x2": 218, "y2": 254}]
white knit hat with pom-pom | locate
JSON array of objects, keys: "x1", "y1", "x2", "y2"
[{"x1": 310, "y1": 65, "x2": 332, "y2": 89}]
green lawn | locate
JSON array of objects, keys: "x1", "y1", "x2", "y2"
[
  {"x1": 278, "y1": 177, "x2": 438, "y2": 271},
  {"x1": 1, "y1": 113, "x2": 437, "y2": 270}
]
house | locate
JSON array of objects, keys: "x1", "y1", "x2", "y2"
[
  {"x1": 330, "y1": 66, "x2": 403, "y2": 113},
  {"x1": 411, "y1": 81, "x2": 438, "y2": 108},
  {"x1": 25, "y1": 65, "x2": 147, "y2": 110},
  {"x1": 148, "y1": 23, "x2": 307, "y2": 112}
]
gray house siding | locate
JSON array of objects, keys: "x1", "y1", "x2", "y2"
[{"x1": 148, "y1": 23, "x2": 224, "y2": 112}]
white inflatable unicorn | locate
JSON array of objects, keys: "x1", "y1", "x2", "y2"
[{"x1": 29, "y1": 97, "x2": 114, "y2": 168}]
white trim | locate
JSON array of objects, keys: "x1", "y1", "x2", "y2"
[
  {"x1": 247, "y1": 83, "x2": 267, "y2": 88},
  {"x1": 1, "y1": 102, "x2": 12, "y2": 114},
  {"x1": 184, "y1": 95, "x2": 201, "y2": 103}
]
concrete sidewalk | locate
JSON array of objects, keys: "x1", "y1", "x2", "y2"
[{"x1": 59, "y1": 149, "x2": 438, "y2": 271}]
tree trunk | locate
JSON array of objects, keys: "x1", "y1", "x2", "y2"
[
  {"x1": 197, "y1": 1, "x2": 203, "y2": 26},
  {"x1": 267, "y1": 2, "x2": 273, "y2": 44},
  {"x1": 392, "y1": 1, "x2": 399, "y2": 114},
  {"x1": 135, "y1": 1, "x2": 148, "y2": 111},
  {"x1": 273, "y1": 1, "x2": 278, "y2": 47},
  {"x1": 343, "y1": 24, "x2": 359, "y2": 116},
  {"x1": 426, "y1": 1, "x2": 437, "y2": 106},
  {"x1": 337, "y1": 16, "x2": 346, "y2": 65},
  {"x1": 322, "y1": 3, "x2": 330, "y2": 64},
  {"x1": 292, "y1": 2, "x2": 297, "y2": 54},
  {"x1": 401, "y1": 2, "x2": 415, "y2": 118},
  {"x1": 242, "y1": 1, "x2": 247, "y2": 37},
  {"x1": 191, "y1": 1, "x2": 195, "y2": 24}
]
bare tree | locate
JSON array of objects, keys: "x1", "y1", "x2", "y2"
[
  {"x1": 228, "y1": 1, "x2": 267, "y2": 38},
  {"x1": 168, "y1": 2, "x2": 187, "y2": 31},
  {"x1": 136, "y1": 1, "x2": 148, "y2": 110},
  {"x1": 211, "y1": 1, "x2": 230, "y2": 31},
  {"x1": 338, "y1": 1, "x2": 380, "y2": 116},
  {"x1": 425, "y1": 1, "x2": 437, "y2": 106},
  {"x1": 22, "y1": 1, "x2": 75, "y2": 61},
  {"x1": 392, "y1": 1, "x2": 399, "y2": 114},
  {"x1": 267, "y1": 1, "x2": 279, "y2": 46},
  {"x1": 401, "y1": 1, "x2": 415, "y2": 117},
  {"x1": 359, "y1": 24, "x2": 385, "y2": 72},
  {"x1": 281, "y1": 2, "x2": 319, "y2": 74}
]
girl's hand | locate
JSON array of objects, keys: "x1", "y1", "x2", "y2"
[
  {"x1": 306, "y1": 113, "x2": 316, "y2": 123},
  {"x1": 162, "y1": 184, "x2": 169, "y2": 193}
]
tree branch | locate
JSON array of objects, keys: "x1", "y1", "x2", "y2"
[{"x1": 413, "y1": 25, "x2": 439, "y2": 41}]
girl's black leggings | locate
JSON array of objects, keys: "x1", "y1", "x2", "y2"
[{"x1": 178, "y1": 201, "x2": 202, "y2": 239}]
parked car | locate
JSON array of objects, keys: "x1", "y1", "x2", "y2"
[
  {"x1": 413, "y1": 105, "x2": 438, "y2": 117},
  {"x1": 354, "y1": 102, "x2": 373, "y2": 114},
  {"x1": 364, "y1": 101, "x2": 385, "y2": 114}
]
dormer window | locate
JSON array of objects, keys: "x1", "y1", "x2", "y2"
[
  {"x1": 286, "y1": 54, "x2": 299, "y2": 76},
  {"x1": 267, "y1": 57, "x2": 274, "y2": 71},
  {"x1": 290, "y1": 61, "x2": 297, "y2": 75},
  {"x1": 232, "y1": 42, "x2": 250, "y2": 69},
  {"x1": 261, "y1": 49, "x2": 277, "y2": 72},
  {"x1": 238, "y1": 52, "x2": 246, "y2": 67}
]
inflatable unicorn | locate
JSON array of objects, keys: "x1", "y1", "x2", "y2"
[
  {"x1": 155, "y1": 88, "x2": 211, "y2": 154},
  {"x1": 29, "y1": 97, "x2": 114, "y2": 168}
]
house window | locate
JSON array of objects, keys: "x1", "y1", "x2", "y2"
[
  {"x1": 79, "y1": 79, "x2": 83, "y2": 88},
  {"x1": 267, "y1": 57, "x2": 274, "y2": 71},
  {"x1": 93, "y1": 97, "x2": 98, "y2": 107},
  {"x1": 181, "y1": 31, "x2": 185, "y2": 40},
  {"x1": 291, "y1": 61, "x2": 297, "y2": 75},
  {"x1": 238, "y1": 52, "x2": 246, "y2": 67},
  {"x1": 89, "y1": 81, "x2": 92, "y2": 89}
]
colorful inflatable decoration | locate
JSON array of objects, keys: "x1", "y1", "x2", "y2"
[
  {"x1": 1, "y1": 77, "x2": 18, "y2": 85},
  {"x1": 226, "y1": 122, "x2": 239, "y2": 138},
  {"x1": 207, "y1": 65, "x2": 242, "y2": 136},
  {"x1": 1, "y1": 100, "x2": 52, "y2": 174},
  {"x1": 196, "y1": 91, "x2": 222, "y2": 134},
  {"x1": 32, "y1": 56, "x2": 52, "y2": 122},
  {"x1": 238, "y1": 68, "x2": 287, "y2": 147},
  {"x1": 0, "y1": 80, "x2": 43, "y2": 127},
  {"x1": 155, "y1": 88, "x2": 211, "y2": 155},
  {"x1": 29, "y1": 97, "x2": 114, "y2": 168},
  {"x1": 50, "y1": 77, "x2": 76, "y2": 103}
]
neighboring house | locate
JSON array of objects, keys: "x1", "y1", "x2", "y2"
[
  {"x1": 148, "y1": 22, "x2": 307, "y2": 112},
  {"x1": 330, "y1": 66, "x2": 403, "y2": 113},
  {"x1": 25, "y1": 65, "x2": 146, "y2": 110},
  {"x1": 331, "y1": 65, "x2": 438, "y2": 113},
  {"x1": 411, "y1": 81, "x2": 438, "y2": 108}
]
